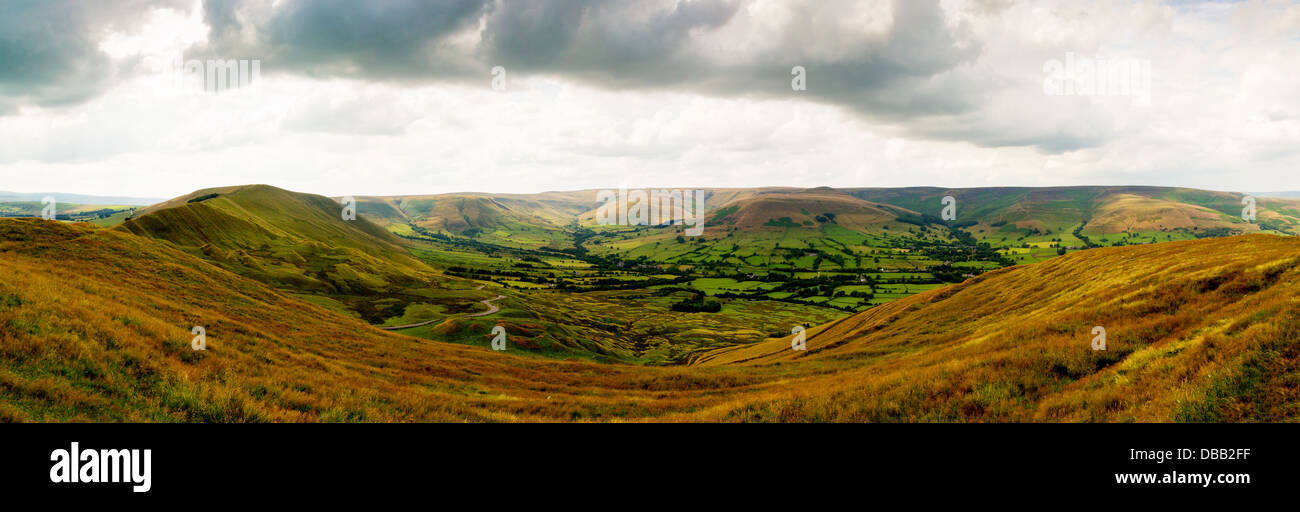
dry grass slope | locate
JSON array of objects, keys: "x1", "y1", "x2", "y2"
[
  {"x1": 0, "y1": 219, "x2": 812, "y2": 422},
  {"x1": 2, "y1": 217, "x2": 1296, "y2": 422},
  {"x1": 696, "y1": 234, "x2": 1300, "y2": 422}
]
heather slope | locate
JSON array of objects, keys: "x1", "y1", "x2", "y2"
[
  {"x1": 0, "y1": 219, "x2": 792, "y2": 422},
  {"x1": 3, "y1": 218, "x2": 1297, "y2": 422},
  {"x1": 694, "y1": 234, "x2": 1300, "y2": 421}
]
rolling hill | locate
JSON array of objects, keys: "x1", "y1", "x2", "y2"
[
  {"x1": 1, "y1": 216, "x2": 1297, "y2": 422},
  {"x1": 704, "y1": 188, "x2": 916, "y2": 232},
  {"x1": 351, "y1": 191, "x2": 598, "y2": 249},
  {"x1": 117, "y1": 185, "x2": 448, "y2": 322},
  {"x1": 334, "y1": 185, "x2": 1300, "y2": 265},
  {"x1": 844, "y1": 186, "x2": 1300, "y2": 242},
  {"x1": 555, "y1": 185, "x2": 1300, "y2": 272},
  {"x1": 0, "y1": 191, "x2": 161, "y2": 206}
]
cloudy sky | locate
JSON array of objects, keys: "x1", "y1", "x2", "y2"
[{"x1": 1, "y1": 0, "x2": 1298, "y2": 199}]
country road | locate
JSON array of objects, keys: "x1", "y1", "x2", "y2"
[
  {"x1": 379, "y1": 294, "x2": 506, "y2": 331},
  {"x1": 467, "y1": 295, "x2": 506, "y2": 317}
]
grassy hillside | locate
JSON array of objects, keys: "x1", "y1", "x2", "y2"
[
  {"x1": 694, "y1": 234, "x2": 1300, "y2": 422},
  {"x1": 0, "y1": 217, "x2": 848, "y2": 422},
  {"x1": 117, "y1": 185, "x2": 451, "y2": 322},
  {"x1": 108, "y1": 186, "x2": 855, "y2": 363},
  {"x1": 3, "y1": 218, "x2": 1296, "y2": 422},
  {"x1": 6, "y1": 181, "x2": 1299, "y2": 423}
]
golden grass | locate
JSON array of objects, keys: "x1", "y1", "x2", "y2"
[
  {"x1": 2, "y1": 218, "x2": 1298, "y2": 422},
  {"x1": 693, "y1": 235, "x2": 1300, "y2": 422}
]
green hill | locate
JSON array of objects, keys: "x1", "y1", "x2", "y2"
[{"x1": 117, "y1": 185, "x2": 445, "y2": 322}]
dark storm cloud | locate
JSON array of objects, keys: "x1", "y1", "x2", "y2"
[
  {"x1": 189, "y1": 0, "x2": 741, "y2": 84},
  {"x1": 4, "y1": 0, "x2": 1080, "y2": 151},
  {"x1": 480, "y1": 0, "x2": 740, "y2": 85},
  {"x1": 0, "y1": 0, "x2": 188, "y2": 113},
  {"x1": 190, "y1": 0, "x2": 1009, "y2": 146},
  {"x1": 194, "y1": 0, "x2": 489, "y2": 80}
]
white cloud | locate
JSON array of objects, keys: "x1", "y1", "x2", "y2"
[{"x1": 1, "y1": 0, "x2": 1299, "y2": 199}]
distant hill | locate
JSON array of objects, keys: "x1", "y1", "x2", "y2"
[
  {"x1": 0, "y1": 191, "x2": 162, "y2": 206},
  {"x1": 545, "y1": 185, "x2": 1300, "y2": 267},
  {"x1": 1253, "y1": 191, "x2": 1300, "y2": 199},
  {"x1": 704, "y1": 188, "x2": 917, "y2": 232},
  {"x1": 842, "y1": 186, "x2": 1300, "y2": 239},
  {"x1": 474, "y1": 185, "x2": 1300, "y2": 241},
  {"x1": 349, "y1": 191, "x2": 598, "y2": 249}
]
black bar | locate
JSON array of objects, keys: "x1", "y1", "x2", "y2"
[{"x1": 1, "y1": 424, "x2": 1291, "y2": 501}]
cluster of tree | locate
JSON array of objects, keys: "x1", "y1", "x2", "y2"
[
  {"x1": 446, "y1": 266, "x2": 536, "y2": 281},
  {"x1": 763, "y1": 217, "x2": 804, "y2": 228},
  {"x1": 670, "y1": 292, "x2": 722, "y2": 313},
  {"x1": 561, "y1": 276, "x2": 690, "y2": 292},
  {"x1": 1072, "y1": 223, "x2": 1098, "y2": 248},
  {"x1": 714, "y1": 291, "x2": 861, "y2": 312},
  {"x1": 929, "y1": 264, "x2": 974, "y2": 283},
  {"x1": 1191, "y1": 227, "x2": 1239, "y2": 239},
  {"x1": 7, "y1": 207, "x2": 133, "y2": 222},
  {"x1": 1257, "y1": 220, "x2": 1292, "y2": 233},
  {"x1": 918, "y1": 236, "x2": 1013, "y2": 267}
]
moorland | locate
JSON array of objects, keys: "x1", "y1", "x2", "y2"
[{"x1": 1, "y1": 183, "x2": 1297, "y2": 422}]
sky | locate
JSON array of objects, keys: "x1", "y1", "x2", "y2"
[{"x1": 0, "y1": 0, "x2": 1298, "y2": 199}]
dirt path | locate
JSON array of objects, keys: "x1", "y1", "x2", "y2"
[{"x1": 379, "y1": 293, "x2": 505, "y2": 330}]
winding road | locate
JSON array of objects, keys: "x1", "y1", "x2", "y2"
[
  {"x1": 379, "y1": 293, "x2": 506, "y2": 331},
  {"x1": 467, "y1": 295, "x2": 506, "y2": 317}
]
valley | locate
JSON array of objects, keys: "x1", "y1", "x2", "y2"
[{"x1": 2, "y1": 183, "x2": 1298, "y2": 422}]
